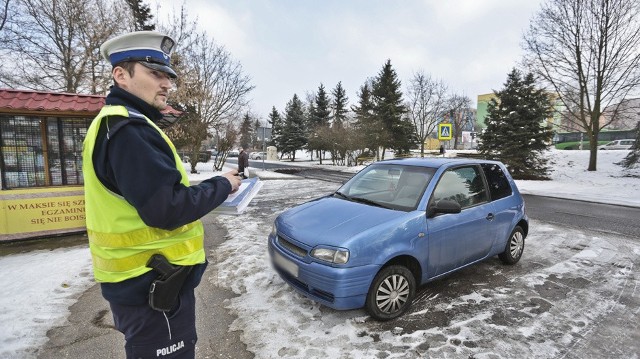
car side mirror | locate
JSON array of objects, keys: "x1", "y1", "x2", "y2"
[{"x1": 427, "y1": 199, "x2": 462, "y2": 218}]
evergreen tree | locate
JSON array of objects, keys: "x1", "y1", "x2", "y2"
[
  {"x1": 307, "y1": 84, "x2": 332, "y2": 163},
  {"x1": 281, "y1": 94, "x2": 307, "y2": 161},
  {"x1": 371, "y1": 60, "x2": 409, "y2": 157},
  {"x1": 310, "y1": 84, "x2": 331, "y2": 127},
  {"x1": 331, "y1": 81, "x2": 349, "y2": 129},
  {"x1": 394, "y1": 115, "x2": 418, "y2": 156},
  {"x1": 618, "y1": 121, "x2": 640, "y2": 168},
  {"x1": 253, "y1": 118, "x2": 263, "y2": 151},
  {"x1": 125, "y1": 0, "x2": 155, "y2": 30},
  {"x1": 305, "y1": 98, "x2": 317, "y2": 161},
  {"x1": 267, "y1": 106, "x2": 283, "y2": 152},
  {"x1": 478, "y1": 68, "x2": 554, "y2": 179},
  {"x1": 353, "y1": 82, "x2": 385, "y2": 158},
  {"x1": 239, "y1": 112, "x2": 253, "y2": 149}
]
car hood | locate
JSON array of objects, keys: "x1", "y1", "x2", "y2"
[{"x1": 277, "y1": 196, "x2": 406, "y2": 247}]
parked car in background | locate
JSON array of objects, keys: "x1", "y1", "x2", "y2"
[
  {"x1": 268, "y1": 158, "x2": 528, "y2": 320},
  {"x1": 228, "y1": 150, "x2": 240, "y2": 157},
  {"x1": 598, "y1": 139, "x2": 636, "y2": 150},
  {"x1": 250, "y1": 151, "x2": 267, "y2": 160}
]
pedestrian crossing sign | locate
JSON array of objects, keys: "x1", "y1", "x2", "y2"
[{"x1": 438, "y1": 124, "x2": 452, "y2": 140}]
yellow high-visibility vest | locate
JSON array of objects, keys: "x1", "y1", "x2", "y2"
[{"x1": 82, "y1": 105, "x2": 205, "y2": 283}]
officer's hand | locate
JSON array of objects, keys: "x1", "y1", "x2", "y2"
[{"x1": 222, "y1": 170, "x2": 242, "y2": 193}]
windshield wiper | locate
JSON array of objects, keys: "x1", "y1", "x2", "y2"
[
  {"x1": 349, "y1": 196, "x2": 393, "y2": 209},
  {"x1": 334, "y1": 191, "x2": 392, "y2": 209},
  {"x1": 333, "y1": 191, "x2": 351, "y2": 200}
]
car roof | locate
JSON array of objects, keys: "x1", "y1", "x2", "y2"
[{"x1": 375, "y1": 157, "x2": 504, "y2": 169}]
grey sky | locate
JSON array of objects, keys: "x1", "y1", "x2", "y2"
[{"x1": 156, "y1": 0, "x2": 542, "y2": 121}]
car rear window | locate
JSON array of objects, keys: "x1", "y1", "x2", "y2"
[{"x1": 481, "y1": 163, "x2": 512, "y2": 200}]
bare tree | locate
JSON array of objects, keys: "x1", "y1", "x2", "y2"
[
  {"x1": 160, "y1": 5, "x2": 254, "y2": 172},
  {"x1": 0, "y1": 0, "x2": 10, "y2": 32},
  {"x1": 446, "y1": 94, "x2": 474, "y2": 150},
  {"x1": 0, "y1": 0, "x2": 122, "y2": 93},
  {"x1": 84, "y1": 0, "x2": 128, "y2": 94},
  {"x1": 405, "y1": 71, "x2": 448, "y2": 156},
  {"x1": 523, "y1": 0, "x2": 640, "y2": 171},
  {"x1": 210, "y1": 119, "x2": 238, "y2": 171}
]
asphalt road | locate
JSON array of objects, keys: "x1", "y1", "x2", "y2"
[{"x1": 522, "y1": 194, "x2": 640, "y2": 240}]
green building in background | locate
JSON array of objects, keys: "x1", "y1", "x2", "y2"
[{"x1": 476, "y1": 92, "x2": 564, "y2": 131}]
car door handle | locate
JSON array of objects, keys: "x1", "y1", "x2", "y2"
[{"x1": 486, "y1": 213, "x2": 495, "y2": 221}]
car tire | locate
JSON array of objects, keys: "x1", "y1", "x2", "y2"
[
  {"x1": 499, "y1": 226, "x2": 525, "y2": 265},
  {"x1": 365, "y1": 265, "x2": 416, "y2": 321}
]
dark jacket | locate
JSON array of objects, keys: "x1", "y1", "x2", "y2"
[
  {"x1": 93, "y1": 87, "x2": 231, "y2": 305},
  {"x1": 238, "y1": 150, "x2": 249, "y2": 172}
]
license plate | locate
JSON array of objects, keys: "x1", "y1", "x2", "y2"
[{"x1": 273, "y1": 251, "x2": 299, "y2": 278}]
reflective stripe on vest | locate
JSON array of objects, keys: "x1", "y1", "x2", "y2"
[{"x1": 82, "y1": 105, "x2": 205, "y2": 283}]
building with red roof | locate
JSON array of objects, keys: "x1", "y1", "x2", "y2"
[{"x1": 0, "y1": 88, "x2": 180, "y2": 241}]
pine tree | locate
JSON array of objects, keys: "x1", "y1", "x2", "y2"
[
  {"x1": 253, "y1": 118, "x2": 263, "y2": 151},
  {"x1": 267, "y1": 106, "x2": 282, "y2": 152},
  {"x1": 239, "y1": 113, "x2": 253, "y2": 149},
  {"x1": 125, "y1": 0, "x2": 155, "y2": 31},
  {"x1": 371, "y1": 60, "x2": 409, "y2": 157},
  {"x1": 281, "y1": 94, "x2": 307, "y2": 161},
  {"x1": 618, "y1": 121, "x2": 640, "y2": 168},
  {"x1": 478, "y1": 68, "x2": 554, "y2": 179},
  {"x1": 307, "y1": 84, "x2": 331, "y2": 162},
  {"x1": 331, "y1": 81, "x2": 349, "y2": 129},
  {"x1": 353, "y1": 82, "x2": 384, "y2": 158},
  {"x1": 310, "y1": 84, "x2": 331, "y2": 128}
]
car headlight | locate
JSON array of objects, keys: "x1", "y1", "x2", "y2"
[
  {"x1": 270, "y1": 222, "x2": 277, "y2": 237},
  {"x1": 311, "y1": 247, "x2": 349, "y2": 264}
]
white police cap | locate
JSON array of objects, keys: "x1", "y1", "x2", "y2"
[{"x1": 100, "y1": 31, "x2": 177, "y2": 78}]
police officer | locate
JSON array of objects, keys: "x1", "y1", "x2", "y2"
[{"x1": 82, "y1": 31, "x2": 242, "y2": 358}]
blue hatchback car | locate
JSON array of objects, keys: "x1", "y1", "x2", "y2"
[{"x1": 268, "y1": 158, "x2": 528, "y2": 320}]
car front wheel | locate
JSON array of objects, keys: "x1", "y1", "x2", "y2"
[
  {"x1": 499, "y1": 226, "x2": 525, "y2": 265},
  {"x1": 365, "y1": 265, "x2": 416, "y2": 321}
]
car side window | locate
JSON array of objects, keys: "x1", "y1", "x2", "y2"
[
  {"x1": 481, "y1": 163, "x2": 513, "y2": 200},
  {"x1": 432, "y1": 166, "x2": 488, "y2": 209}
]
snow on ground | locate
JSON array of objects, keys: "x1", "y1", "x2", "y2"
[
  {"x1": 213, "y1": 174, "x2": 639, "y2": 358},
  {"x1": 0, "y1": 149, "x2": 638, "y2": 358}
]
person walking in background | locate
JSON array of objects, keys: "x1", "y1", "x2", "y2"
[
  {"x1": 82, "y1": 31, "x2": 241, "y2": 359},
  {"x1": 238, "y1": 147, "x2": 249, "y2": 179}
]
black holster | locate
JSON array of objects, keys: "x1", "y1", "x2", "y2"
[{"x1": 146, "y1": 254, "x2": 192, "y2": 312}]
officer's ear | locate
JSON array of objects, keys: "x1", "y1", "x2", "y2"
[{"x1": 112, "y1": 66, "x2": 131, "y2": 87}]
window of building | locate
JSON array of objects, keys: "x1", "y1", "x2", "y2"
[{"x1": 0, "y1": 115, "x2": 91, "y2": 189}]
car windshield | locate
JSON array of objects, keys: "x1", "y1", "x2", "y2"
[{"x1": 335, "y1": 164, "x2": 436, "y2": 211}]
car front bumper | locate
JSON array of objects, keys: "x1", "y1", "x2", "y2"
[{"x1": 268, "y1": 235, "x2": 379, "y2": 311}]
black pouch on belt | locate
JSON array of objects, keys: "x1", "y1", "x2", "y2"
[{"x1": 146, "y1": 254, "x2": 192, "y2": 312}]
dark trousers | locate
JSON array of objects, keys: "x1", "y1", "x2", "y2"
[{"x1": 109, "y1": 290, "x2": 198, "y2": 359}]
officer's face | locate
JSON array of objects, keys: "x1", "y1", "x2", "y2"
[{"x1": 114, "y1": 63, "x2": 173, "y2": 110}]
